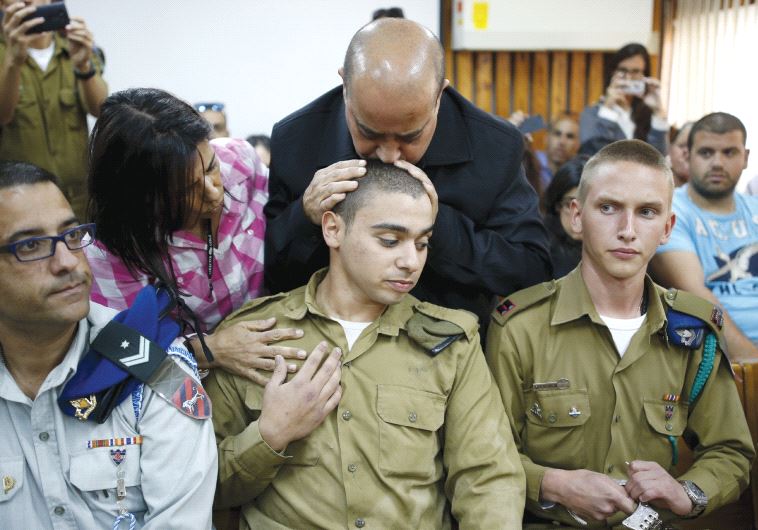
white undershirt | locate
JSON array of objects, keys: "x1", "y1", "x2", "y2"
[
  {"x1": 332, "y1": 318, "x2": 372, "y2": 350},
  {"x1": 28, "y1": 42, "x2": 55, "y2": 72},
  {"x1": 599, "y1": 313, "x2": 646, "y2": 357}
]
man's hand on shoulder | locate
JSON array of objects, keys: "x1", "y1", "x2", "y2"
[
  {"x1": 258, "y1": 341, "x2": 342, "y2": 452},
  {"x1": 541, "y1": 468, "x2": 636, "y2": 521},
  {"x1": 625, "y1": 460, "x2": 693, "y2": 516},
  {"x1": 302, "y1": 160, "x2": 366, "y2": 224}
]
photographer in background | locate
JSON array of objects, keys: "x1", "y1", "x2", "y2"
[
  {"x1": 580, "y1": 43, "x2": 668, "y2": 155},
  {"x1": 0, "y1": 0, "x2": 107, "y2": 219}
]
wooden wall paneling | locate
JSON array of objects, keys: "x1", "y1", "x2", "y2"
[
  {"x1": 550, "y1": 51, "x2": 569, "y2": 118},
  {"x1": 475, "y1": 52, "x2": 494, "y2": 113},
  {"x1": 531, "y1": 52, "x2": 550, "y2": 150},
  {"x1": 569, "y1": 52, "x2": 587, "y2": 115},
  {"x1": 494, "y1": 52, "x2": 512, "y2": 118},
  {"x1": 455, "y1": 51, "x2": 474, "y2": 102},
  {"x1": 588, "y1": 52, "x2": 605, "y2": 106},
  {"x1": 441, "y1": 0, "x2": 454, "y2": 86},
  {"x1": 513, "y1": 52, "x2": 531, "y2": 114}
]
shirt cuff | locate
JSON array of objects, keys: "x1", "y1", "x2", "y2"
[
  {"x1": 523, "y1": 460, "x2": 549, "y2": 504},
  {"x1": 234, "y1": 421, "x2": 291, "y2": 480},
  {"x1": 651, "y1": 115, "x2": 670, "y2": 131}
]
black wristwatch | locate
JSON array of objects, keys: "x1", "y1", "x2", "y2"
[
  {"x1": 679, "y1": 480, "x2": 707, "y2": 518},
  {"x1": 74, "y1": 62, "x2": 96, "y2": 80}
]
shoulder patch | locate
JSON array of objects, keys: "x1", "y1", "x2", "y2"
[
  {"x1": 216, "y1": 291, "x2": 290, "y2": 331},
  {"x1": 663, "y1": 288, "x2": 728, "y2": 356},
  {"x1": 490, "y1": 280, "x2": 556, "y2": 327},
  {"x1": 408, "y1": 302, "x2": 479, "y2": 356}
]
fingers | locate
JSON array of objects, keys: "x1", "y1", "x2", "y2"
[
  {"x1": 255, "y1": 325, "x2": 304, "y2": 344},
  {"x1": 303, "y1": 160, "x2": 366, "y2": 222},
  {"x1": 267, "y1": 355, "x2": 287, "y2": 387},
  {"x1": 310, "y1": 347, "x2": 342, "y2": 388},
  {"x1": 240, "y1": 317, "x2": 277, "y2": 332},
  {"x1": 244, "y1": 368, "x2": 271, "y2": 387},
  {"x1": 296, "y1": 341, "x2": 330, "y2": 380},
  {"x1": 394, "y1": 160, "x2": 438, "y2": 215}
]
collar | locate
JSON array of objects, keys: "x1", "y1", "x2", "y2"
[
  {"x1": 281, "y1": 268, "x2": 415, "y2": 337},
  {"x1": 317, "y1": 86, "x2": 473, "y2": 169},
  {"x1": 551, "y1": 266, "x2": 667, "y2": 333}
]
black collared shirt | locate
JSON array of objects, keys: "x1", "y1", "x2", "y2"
[{"x1": 264, "y1": 85, "x2": 552, "y2": 324}]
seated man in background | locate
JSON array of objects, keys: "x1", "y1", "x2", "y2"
[
  {"x1": 487, "y1": 140, "x2": 753, "y2": 527},
  {"x1": 0, "y1": 162, "x2": 216, "y2": 528},
  {"x1": 536, "y1": 113, "x2": 581, "y2": 188},
  {"x1": 208, "y1": 161, "x2": 525, "y2": 529},
  {"x1": 195, "y1": 101, "x2": 230, "y2": 139},
  {"x1": 652, "y1": 112, "x2": 758, "y2": 359},
  {"x1": 0, "y1": 0, "x2": 108, "y2": 219}
]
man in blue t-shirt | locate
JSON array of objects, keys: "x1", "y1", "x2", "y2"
[{"x1": 652, "y1": 112, "x2": 758, "y2": 359}]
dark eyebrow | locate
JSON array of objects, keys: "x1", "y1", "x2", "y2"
[
  {"x1": 355, "y1": 112, "x2": 428, "y2": 142},
  {"x1": 372, "y1": 223, "x2": 435, "y2": 237},
  {"x1": 6, "y1": 216, "x2": 79, "y2": 242}
]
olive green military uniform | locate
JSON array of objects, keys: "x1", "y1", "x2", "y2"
[
  {"x1": 0, "y1": 33, "x2": 103, "y2": 218},
  {"x1": 485, "y1": 267, "x2": 754, "y2": 528},
  {"x1": 207, "y1": 269, "x2": 526, "y2": 530}
]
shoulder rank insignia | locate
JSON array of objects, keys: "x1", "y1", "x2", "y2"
[
  {"x1": 666, "y1": 309, "x2": 705, "y2": 349},
  {"x1": 496, "y1": 298, "x2": 516, "y2": 316},
  {"x1": 710, "y1": 307, "x2": 724, "y2": 329}
]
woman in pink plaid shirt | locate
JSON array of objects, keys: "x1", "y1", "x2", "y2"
[{"x1": 84, "y1": 88, "x2": 305, "y2": 383}]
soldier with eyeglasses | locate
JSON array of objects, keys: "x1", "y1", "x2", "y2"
[{"x1": 0, "y1": 161, "x2": 217, "y2": 528}]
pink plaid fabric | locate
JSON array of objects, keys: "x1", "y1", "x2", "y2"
[{"x1": 86, "y1": 138, "x2": 268, "y2": 332}]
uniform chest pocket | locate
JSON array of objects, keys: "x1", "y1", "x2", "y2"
[
  {"x1": 637, "y1": 399, "x2": 688, "y2": 469},
  {"x1": 377, "y1": 385, "x2": 445, "y2": 480},
  {"x1": 0, "y1": 457, "x2": 25, "y2": 503},
  {"x1": 523, "y1": 389, "x2": 591, "y2": 470}
]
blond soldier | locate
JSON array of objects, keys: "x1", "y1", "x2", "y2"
[
  {"x1": 207, "y1": 161, "x2": 525, "y2": 529},
  {"x1": 486, "y1": 140, "x2": 754, "y2": 528}
]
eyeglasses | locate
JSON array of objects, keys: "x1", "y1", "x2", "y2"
[
  {"x1": 194, "y1": 102, "x2": 225, "y2": 113},
  {"x1": 0, "y1": 224, "x2": 96, "y2": 262}
]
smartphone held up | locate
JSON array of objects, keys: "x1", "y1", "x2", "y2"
[{"x1": 20, "y1": 1, "x2": 70, "y2": 35}]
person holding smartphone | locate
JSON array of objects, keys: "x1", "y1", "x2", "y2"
[
  {"x1": 580, "y1": 43, "x2": 669, "y2": 155},
  {"x1": 0, "y1": 0, "x2": 107, "y2": 219}
]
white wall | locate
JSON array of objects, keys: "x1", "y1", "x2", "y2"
[{"x1": 67, "y1": 0, "x2": 440, "y2": 139}]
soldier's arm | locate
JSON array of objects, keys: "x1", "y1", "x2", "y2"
[
  {"x1": 651, "y1": 251, "x2": 758, "y2": 359},
  {"x1": 677, "y1": 351, "x2": 755, "y2": 515},
  {"x1": 443, "y1": 333, "x2": 526, "y2": 528}
]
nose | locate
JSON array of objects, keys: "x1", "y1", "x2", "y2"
[
  {"x1": 50, "y1": 240, "x2": 80, "y2": 273},
  {"x1": 617, "y1": 211, "x2": 637, "y2": 241},
  {"x1": 375, "y1": 142, "x2": 402, "y2": 163},
  {"x1": 396, "y1": 242, "x2": 422, "y2": 273}
]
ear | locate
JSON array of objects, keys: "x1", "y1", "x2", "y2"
[
  {"x1": 569, "y1": 198, "x2": 583, "y2": 235},
  {"x1": 744, "y1": 148, "x2": 750, "y2": 170},
  {"x1": 659, "y1": 212, "x2": 676, "y2": 246},
  {"x1": 322, "y1": 210, "x2": 345, "y2": 249}
]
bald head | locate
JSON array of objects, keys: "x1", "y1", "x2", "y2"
[{"x1": 342, "y1": 18, "x2": 445, "y2": 96}]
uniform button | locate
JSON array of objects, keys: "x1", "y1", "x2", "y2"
[
  {"x1": 344, "y1": 361, "x2": 351, "y2": 368},
  {"x1": 342, "y1": 410, "x2": 352, "y2": 421},
  {"x1": 408, "y1": 411, "x2": 417, "y2": 423},
  {"x1": 666, "y1": 292, "x2": 675, "y2": 300},
  {"x1": 547, "y1": 413, "x2": 557, "y2": 424},
  {"x1": 665, "y1": 423, "x2": 673, "y2": 431},
  {"x1": 54, "y1": 506, "x2": 65, "y2": 516},
  {"x1": 347, "y1": 463, "x2": 357, "y2": 473},
  {"x1": 615, "y1": 415, "x2": 621, "y2": 423},
  {"x1": 39, "y1": 432, "x2": 49, "y2": 441},
  {"x1": 355, "y1": 518, "x2": 365, "y2": 528},
  {"x1": 246, "y1": 229, "x2": 254, "y2": 235},
  {"x1": 607, "y1": 464, "x2": 614, "y2": 473}
]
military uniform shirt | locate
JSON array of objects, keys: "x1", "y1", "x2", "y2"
[
  {"x1": 0, "y1": 303, "x2": 217, "y2": 528},
  {"x1": 486, "y1": 267, "x2": 754, "y2": 527},
  {"x1": 207, "y1": 269, "x2": 526, "y2": 530}
]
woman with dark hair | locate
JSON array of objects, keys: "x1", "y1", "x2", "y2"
[
  {"x1": 542, "y1": 157, "x2": 586, "y2": 278},
  {"x1": 580, "y1": 43, "x2": 669, "y2": 154},
  {"x1": 86, "y1": 88, "x2": 303, "y2": 383}
]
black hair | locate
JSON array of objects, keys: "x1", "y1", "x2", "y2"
[
  {"x1": 372, "y1": 7, "x2": 405, "y2": 20},
  {"x1": 245, "y1": 134, "x2": 270, "y2": 150},
  {"x1": 688, "y1": 112, "x2": 747, "y2": 150},
  {"x1": 542, "y1": 157, "x2": 586, "y2": 239},
  {"x1": 87, "y1": 88, "x2": 211, "y2": 290},
  {"x1": 0, "y1": 161, "x2": 60, "y2": 191},
  {"x1": 605, "y1": 43, "x2": 653, "y2": 143},
  {"x1": 333, "y1": 160, "x2": 425, "y2": 227}
]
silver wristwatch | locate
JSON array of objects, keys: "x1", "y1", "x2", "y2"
[{"x1": 679, "y1": 480, "x2": 707, "y2": 518}]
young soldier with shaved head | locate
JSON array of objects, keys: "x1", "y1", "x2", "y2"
[
  {"x1": 486, "y1": 140, "x2": 753, "y2": 528},
  {"x1": 264, "y1": 17, "x2": 551, "y2": 328},
  {"x1": 208, "y1": 161, "x2": 525, "y2": 529}
]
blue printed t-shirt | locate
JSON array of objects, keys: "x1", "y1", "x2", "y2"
[{"x1": 657, "y1": 184, "x2": 758, "y2": 343}]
